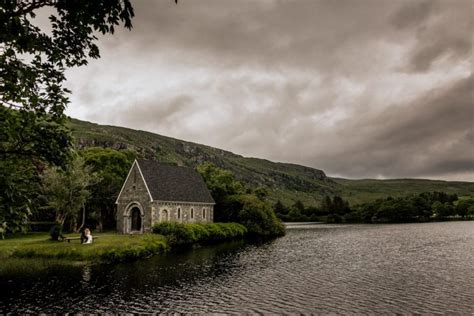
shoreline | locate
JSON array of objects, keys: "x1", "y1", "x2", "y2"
[{"x1": 0, "y1": 222, "x2": 278, "y2": 274}]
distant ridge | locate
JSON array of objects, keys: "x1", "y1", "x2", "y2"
[{"x1": 69, "y1": 118, "x2": 474, "y2": 206}]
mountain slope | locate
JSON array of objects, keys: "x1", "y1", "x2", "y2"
[{"x1": 69, "y1": 118, "x2": 474, "y2": 206}]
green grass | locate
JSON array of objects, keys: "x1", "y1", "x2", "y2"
[
  {"x1": 0, "y1": 224, "x2": 250, "y2": 274},
  {"x1": 0, "y1": 232, "x2": 168, "y2": 265}
]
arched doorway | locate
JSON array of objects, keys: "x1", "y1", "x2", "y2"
[
  {"x1": 131, "y1": 207, "x2": 142, "y2": 231},
  {"x1": 161, "y1": 209, "x2": 168, "y2": 222}
]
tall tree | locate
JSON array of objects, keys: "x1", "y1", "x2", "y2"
[
  {"x1": 80, "y1": 147, "x2": 136, "y2": 231},
  {"x1": 42, "y1": 157, "x2": 99, "y2": 232},
  {"x1": 0, "y1": 1, "x2": 135, "y2": 234}
]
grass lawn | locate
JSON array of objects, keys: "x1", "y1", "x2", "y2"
[{"x1": 0, "y1": 232, "x2": 168, "y2": 268}]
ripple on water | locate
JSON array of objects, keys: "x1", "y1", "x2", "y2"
[{"x1": 1, "y1": 221, "x2": 474, "y2": 314}]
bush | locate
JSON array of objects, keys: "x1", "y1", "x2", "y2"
[
  {"x1": 152, "y1": 222, "x2": 247, "y2": 245},
  {"x1": 238, "y1": 195, "x2": 285, "y2": 238}
]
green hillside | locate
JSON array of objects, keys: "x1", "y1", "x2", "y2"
[{"x1": 69, "y1": 118, "x2": 474, "y2": 206}]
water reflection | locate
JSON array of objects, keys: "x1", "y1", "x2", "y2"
[{"x1": 1, "y1": 222, "x2": 473, "y2": 313}]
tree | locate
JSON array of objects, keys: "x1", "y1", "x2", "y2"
[
  {"x1": 332, "y1": 195, "x2": 350, "y2": 215},
  {"x1": 80, "y1": 147, "x2": 135, "y2": 231},
  {"x1": 274, "y1": 200, "x2": 287, "y2": 215},
  {"x1": 198, "y1": 163, "x2": 285, "y2": 236},
  {"x1": 292, "y1": 200, "x2": 305, "y2": 213},
  {"x1": 456, "y1": 198, "x2": 474, "y2": 218},
  {"x1": 0, "y1": 1, "x2": 135, "y2": 234},
  {"x1": 42, "y1": 157, "x2": 99, "y2": 235},
  {"x1": 238, "y1": 195, "x2": 285, "y2": 237},
  {"x1": 320, "y1": 195, "x2": 332, "y2": 215},
  {"x1": 432, "y1": 201, "x2": 454, "y2": 218},
  {"x1": 197, "y1": 162, "x2": 245, "y2": 222}
]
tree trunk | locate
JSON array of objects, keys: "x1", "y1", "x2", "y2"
[
  {"x1": 78, "y1": 204, "x2": 86, "y2": 232},
  {"x1": 70, "y1": 216, "x2": 77, "y2": 233},
  {"x1": 97, "y1": 218, "x2": 103, "y2": 232}
]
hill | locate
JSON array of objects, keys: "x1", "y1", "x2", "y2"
[{"x1": 69, "y1": 118, "x2": 474, "y2": 206}]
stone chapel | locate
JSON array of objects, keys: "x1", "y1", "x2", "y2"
[{"x1": 116, "y1": 159, "x2": 215, "y2": 234}]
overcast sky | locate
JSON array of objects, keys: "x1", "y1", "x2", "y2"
[{"x1": 49, "y1": 0, "x2": 474, "y2": 180}]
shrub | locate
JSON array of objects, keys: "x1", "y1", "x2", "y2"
[
  {"x1": 238, "y1": 195, "x2": 285, "y2": 238},
  {"x1": 152, "y1": 222, "x2": 247, "y2": 245}
]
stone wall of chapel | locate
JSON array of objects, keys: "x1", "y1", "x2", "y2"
[{"x1": 152, "y1": 202, "x2": 214, "y2": 225}]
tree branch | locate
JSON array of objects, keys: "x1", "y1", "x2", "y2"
[{"x1": 12, "y1": 0, "x2": 57, "y2": 17}]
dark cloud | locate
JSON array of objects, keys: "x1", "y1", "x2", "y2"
[
  {"x1": 390, "y1": 0, "x2": 472, "y2": 72},
  {"x1": 55, "y1": 0, "x2": 473, "y2": 181},
  {"x1": 391, "y1": 0, "x2": 436, "y2": 29},
  {"x1": 320, "y1": 75, "x2": 474, "y2": 179}
]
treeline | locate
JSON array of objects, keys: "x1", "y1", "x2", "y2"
[
  {"x1": 274, "y1": 192, "x2": 474, "y2": 223},
  {"x1": 3, "y1": 146, "x2": 285, "y2": 239},
  {"x1": 26, "y1": 148, "x2": 136, "y2": 235}
]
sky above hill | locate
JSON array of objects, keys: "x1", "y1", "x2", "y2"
[{"x1": 40, "y1": 0, "x2": 473, "y2": 180}]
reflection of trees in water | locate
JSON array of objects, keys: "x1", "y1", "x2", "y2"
[{"x1": 1, "y1": 239, "x2": 277, "y2": 313}]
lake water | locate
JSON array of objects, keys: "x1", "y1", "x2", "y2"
[{"x1": 1, "y1": 221, "x2": 473, "y2": 313}]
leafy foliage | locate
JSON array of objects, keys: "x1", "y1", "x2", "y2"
[
  {"x1": 238, "y1": 195, "x2": 285, "y2": 237},
  {"x1": 41, "y1": 157, "x2": 100, "y2": 233},
  {"x1": 152, "y1": 222, "x2": 247, "y2": 245},
  {"x1": 198, "y1": 163, "x2": 285, "y2": 237},
  {"x1": 0, "y1": 158, "x2": 36, "y2": 237},
  {"x1": 350, "y1": 192, "x2": 465, "y2": 223},
  {"x1": 456, "y1": 198, "x2": 474, "y2": 218},
  {"x1": 80, "y1": 147, "x2": 136, "y2": 230},
  {"x1": 0, "y1": 1, "x2": 135, "y2": 234},
  {"x1": 273, "y1": 192, "x2": 473, "y2": 224},
  {"x1": 197, "y1": 162, "x2": 245, "y2": 222}
]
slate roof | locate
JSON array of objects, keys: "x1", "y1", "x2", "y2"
[{"x1": 136, "y1": 160, "x2": 215, "y2": 204}]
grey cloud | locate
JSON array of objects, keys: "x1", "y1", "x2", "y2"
[
  {"x1": 391, "y1": 0, "x2": 436, "y2": 29},
  {"x1": 109, "y1": 0, "x2": 406, "y2": 74},
  {"x1": 97, "y1": 94, "x2": 194, "y2": 132},
  {"x1": 58, "y1": 0, "x2": 473, "y2": 181},
  {"x1": 391, "y1": 0, "x2": 472, "y2": 72},
  {"x1": 309, "y1": 75, "x2": 474, "y2": 179}
]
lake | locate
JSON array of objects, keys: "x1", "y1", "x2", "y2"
[{"x1": 1, "y1": 221, "x2": 473, "y2": 313}]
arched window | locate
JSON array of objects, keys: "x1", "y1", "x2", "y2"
[
  {"x1": 191, "y1": 208, "x2": 194, "y2": 219},
  {"x1": 177, "y1": 208, "x2": 181, "y2": 219},
  {"x1": 203, "y1": 208, "x2": 206, "y2": 219}
]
